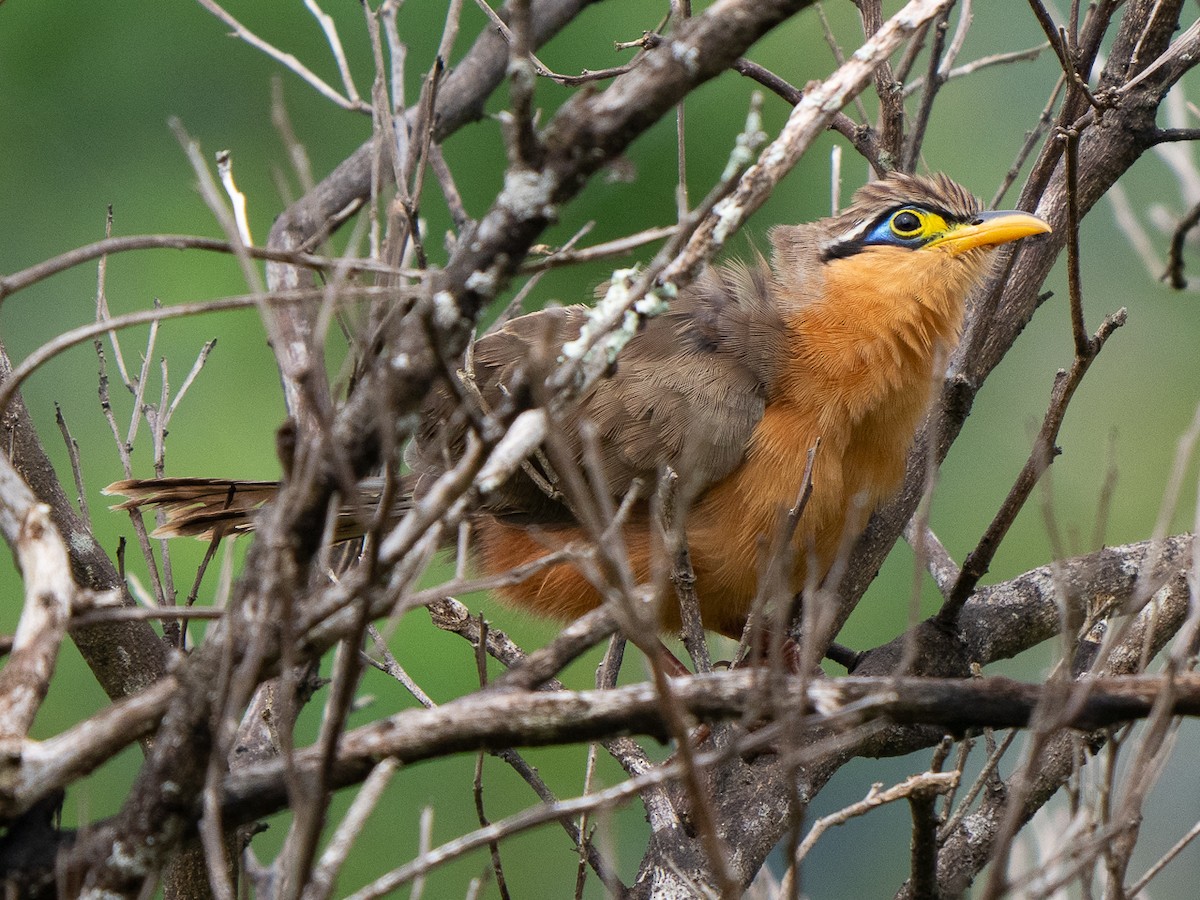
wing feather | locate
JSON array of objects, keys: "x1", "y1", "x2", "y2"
[{"x1": 410, "y1": 261, "x2": 788, "y2": 521}]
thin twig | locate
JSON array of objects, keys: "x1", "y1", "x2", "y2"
[
  {"x1": 1127, "y1": 817, "x2": 1200, "y2": 896},
  {"x1": 939, "y1": 729, "x2": 1017, "y2": 841},
  {"x1": 69, "y1": 605, "x2": 224, "y2": 627},
  {"x1": 271, "y1": 76, "x2": 315, "y2": 195},
  {"x1": 93, "y1": 207, "x2": 134, "y2": 390},
  {"x1": 0, "y1": 233, "x2": 416, "y2": 303},
  {"x1": 1162, "y1": 197, "x2": 1200, "y2": 288},
  {"x1": 472, "y1": 617, "x2": 513, "y2": 900},
  {"x1": 1062, "y1": 127, "x2": 1091, "y2": 357},
  {"x1": 902, "y1": 520, "x2": 960, "y2": 598},
  {"x1": 902, "y1": 5, "x2": 951, "y2": 171},
  {"x1": 992, "y1": 73, "x2": 1065, "y2": 208},
  {"x1": 364, "y1": 625, "x2": 435, "y2": 709},
  {"x1": 787, "y1": 772, "x2": 959, "y2": 868},
  {"x1": 732, "y1": 57, "x2": 802, "y2": 104},
  {"x1": 303, "y1": 0, "x2": 362, "y2": 106},
  {"x1": 301, "y1": 759, "x2": 399, "y2": 900},
  {"x1": 904, "y1": 43, "x2": 1050, "y2": 96},
  {"x1": 941, "y1": 310, "x2": 1126, "y2": 621},
  {"x1": 163, "y1": 340, "x2": 218, "y2": 429},
  {"x1": 0, "y1": 285, "x2": 398, "y2": 417},
  {"x1": 53, "y1": 404, "x2": 88, "y2": 519},
  {"x1": 428, "y1": 141, "x2": 472, "y2": 235},
  {"x1": 493, "y1": 222, "x2": 594, "y2": 328},
  {"x1": 471, "y1": 0, "x2": 647, "y2": 86},
  {"x1": 123, "y1": 309, "x2": 157, "y2": 451},
  {"x1": 195, "y1": 0, "x2": 369, "y2": 112},
  {"x1": 1026, "y1": 0, "x2": 1101, "y2": 110},
  {"x1": 520, "y1": 225, "x2": 676, "y2": 274}
]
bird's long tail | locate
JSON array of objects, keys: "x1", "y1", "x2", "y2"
[
  {"x1": 105, "y1": 476, "x2": 416, "y2": 541},
  {"x1": 104, "y1": 478, "x2": 283, "y2": 539}
]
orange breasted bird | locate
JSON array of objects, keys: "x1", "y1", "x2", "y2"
[{"x1": 107, "y1": 173, "x2": 1050, "y2": 639}]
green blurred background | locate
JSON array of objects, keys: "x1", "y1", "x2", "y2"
[{"x1": 2, "y1": 1, "x2": 1199, "y2": 896}]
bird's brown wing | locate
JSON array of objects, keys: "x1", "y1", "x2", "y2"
[{"x1": 410, "y1": 261, "x2": 789, "y2": 522}]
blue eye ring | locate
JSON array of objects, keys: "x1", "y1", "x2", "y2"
[{"x1": 863, "y1": 207, "x2": 931, "y2": 247}]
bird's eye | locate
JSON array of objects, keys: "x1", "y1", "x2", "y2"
[
  {"x1": 890, "y1": 210, "x2": 923, "y2": 237},
  {"x1": 854, "y1": 206, "x2": 949, "y2": 252}
]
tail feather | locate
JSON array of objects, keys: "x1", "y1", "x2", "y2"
[
  {"x1": 104, "y1": 476, "x2": 415, "y2": 541},
  {"x1": 104, "y1": 478, "x2": 280, "y2": 539}
]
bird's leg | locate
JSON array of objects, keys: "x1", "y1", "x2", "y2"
[
  {"x1": 655, "y1": 639, "x2": 695, "y2": 678},
  {"x1": 731, "y1": 625, "x2": 807, "y2": 675},
  {"x1": 649, "y1": 640, "x2": 721, "y2": 748}
]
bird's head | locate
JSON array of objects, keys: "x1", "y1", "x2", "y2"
[
  {"x1": 819, "y1": 172, "x2": 1050, "y2": 260},
  {"x1": 770, "y1": 173, "x2": 1051, "y2": 320}
]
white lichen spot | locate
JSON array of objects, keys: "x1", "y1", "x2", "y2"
[
  {"x1": 432, "y1": 290, "x2": 461, "y2": 330},
  {"x1": 762, "y1": 141, "x2": 788, "y2": 169},
  {"x1": 107, "y1": 840, "x2": 151, "y2": 877},
  {"x1": 720, "y1": 100, "x2": 767, "y2": 182},
  {"x1": 711, "y1": 196, "x2": 744, "y2": 245},
  {"x1": 464, "y1": 268, "x2": 498, "y2": 296},
  {"x1": 961, "y1": 814, "x2": 985, "y2": 841},
  {"x1": 500, "y1": 168, "x2": 556, "y2": 220},
  {"x1": 70, "y1": 530, "x2": 97, "y2": 555},
  {"x1": 671, "y1": 41, "x2": 700, "y2": 74},
  {"x1": 391, "y1": 352, "x2": 411, "y2": 371},
  {"x1": 90, "y1": 588, "x2": 124, "y2": 609},
  {"x1": 721, "y1": 141, "x2": 758, "y2": 182},
  {"x1": 558, "y1": 266, "x2": 673, "y2": 385},
  {"x1": 560, "y1": 268, "x2": 639, "y2": 361},
  {"x1": 635, "y1": 286, "x2": 672, "y2": 318}
]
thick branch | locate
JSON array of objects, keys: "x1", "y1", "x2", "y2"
[
  {"x1": 215, "y1": 666, "x2": 1200, "y2": 827},
  {"x1": 0, "y1": 347, "x2": 170, "y2": 704}
]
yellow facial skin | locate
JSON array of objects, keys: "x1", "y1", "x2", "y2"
[{"x1": 914, "y1": 209, "x2": 1052, "y2": 255}]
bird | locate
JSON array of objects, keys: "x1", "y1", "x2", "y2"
[{"x1": 106, "y1": 173, "x2": 1049, "y2": 640}]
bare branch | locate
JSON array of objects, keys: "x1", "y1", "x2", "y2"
[
  {"x1": 941, "y1": 307, "x2": 1126, "y2": 619},
  {"x1": 194, "y1": 0, "x2": 370, "y2": 112},
  {"x1": 783, "y1": 772, "x2": 958, "y2": 875},
  {"x1": 0, "y1": 505, "x2": 76, "y2": 740},
  {"x1": 0, "y1": 233, "x2": 415, "y2": 303}
]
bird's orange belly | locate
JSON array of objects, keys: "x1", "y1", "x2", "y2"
[
  {"x1": 474, "y1": 403, "x2": 861, "y2": 640},
  {"x1": 473, "y1": 517, "x2": 763, "y2": 639}
]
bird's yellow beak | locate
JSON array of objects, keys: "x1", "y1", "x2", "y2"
[{"x1": 924, "y1": 210, "x2": 1051, "y2": 255}]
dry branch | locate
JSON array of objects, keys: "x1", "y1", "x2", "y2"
[{"x1": 2, "y1": 1, "x2": 1200, "y2": 897}]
